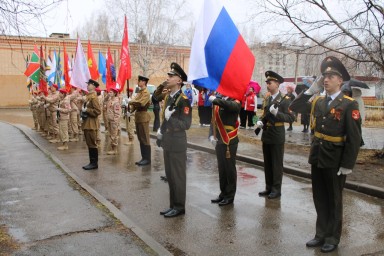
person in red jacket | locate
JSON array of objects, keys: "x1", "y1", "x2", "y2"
[{"x1": 244, "y1": 87, "x2": 257, "y2": 129}]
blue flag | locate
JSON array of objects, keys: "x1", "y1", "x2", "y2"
[
  {"x1": 54, "y1": 49, "x2": 62, "y2": 88},
  {"x1": 98, "y1": 50, "x2": 106, "y2": 84}
]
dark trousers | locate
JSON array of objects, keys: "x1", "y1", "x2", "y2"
[
  {"x1": 262, "y1": 143, "x2": 284, "y2": 193},
  {"x1": 84, "y1": 129, "x2": 97, "y2": 149},
  {"x1": 311, "y1": 165, "x2": 346, "y2": 245},
  {"x1": 239, "y1": 108, "x2": 246, "y2": 127},
  {"x1": 164, "y1": 149, "x2": 187, "y2": 210},
  {"x1": 198, "y1": 106, "x2": 204, "y2": 125},
  {"x1": 204, "y1": 106, "x2": 212, "y2": 124},
  {"x1": 246, "y1": 111, "x2": 255, "y2": 127},
  {"x1": 153, "y1": 107, "x2": 160, "y2": 132},
  {"x1": 215, "y1": 143, "x2": 238, "y2": 200}
]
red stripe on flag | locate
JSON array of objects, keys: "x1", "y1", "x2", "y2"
[{"x1": 218, "y1": 36, "x2": 255, "y2": 101}]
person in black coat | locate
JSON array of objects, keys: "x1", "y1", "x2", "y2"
[
  {"x1": 155, "y1": 63, "x2": 192, "y2": 218},
  {"x1": 290, "y1": 56, "x2": 362, "y2": 253},
  {"x1": 208, "y1": 93, "x2": 241, "y2": 206},
  {"x1": 256, "y1": 71, "x2": 295, "y2": 200}
]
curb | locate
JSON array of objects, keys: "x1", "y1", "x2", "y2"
[
  {"x1": 149, "y1": 133, "x2": 384, "y2": 200},
  {"x1": 13, "y1": 123, "x2": 172, "y2": 256}
]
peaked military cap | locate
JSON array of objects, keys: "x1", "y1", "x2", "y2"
[
  {"x1": 167, "y1": 62, "x2": 187, "y2": 82},
  {"x1": 86, "y1": 79, "x2": 99, "y2": 87},
  {"x1": 320, "y1": 56, "x2": 350, "y2": 81},
  {"x1": 265, "y1": 70, "x2": 284, "y2": 84},
  {"x1": 138, "y1": 75, "x2": 149, "y2": 82}
]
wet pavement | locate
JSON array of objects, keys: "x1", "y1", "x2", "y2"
[
  {"x1": 1, "y1": 108, "x2": 384, "y2": 255},
  {"x1": 0, "y1": 122, "x2": 156, "y2": 255},
  {"x1": 9, "y1": 120, "x2": 384, "y2": 256}
]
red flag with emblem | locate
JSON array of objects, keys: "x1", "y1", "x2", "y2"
[
  {"x1": 116, "y1": 16, "x2": 131, "y2": 92},
  {"x1": 87, "y1": 40, "x2": 99, "y2": 80}
]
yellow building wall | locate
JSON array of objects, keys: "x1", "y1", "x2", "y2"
[{"x1": 0, "y1": 35, "x2": 190, "y2": 107}]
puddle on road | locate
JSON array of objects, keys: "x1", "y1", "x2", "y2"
[{"x1": 8, "y1": 227, "x2": 28, "y2": 242}]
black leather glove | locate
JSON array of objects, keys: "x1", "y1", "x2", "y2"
[{"x1": 156, "y1": 139, "x2": 162, "y2": 147}]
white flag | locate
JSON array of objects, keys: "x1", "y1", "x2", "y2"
[{"x1": 70, "y1": 38, "x2": 91, "y2": 91}]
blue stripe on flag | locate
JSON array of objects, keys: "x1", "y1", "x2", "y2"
[{"x1": 204, "y1": 7, "x2": 239, "y2": 88}]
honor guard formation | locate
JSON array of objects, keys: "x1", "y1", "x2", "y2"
[{"x1": 28, "y1": 57, "x2": 362, "y2": 253}]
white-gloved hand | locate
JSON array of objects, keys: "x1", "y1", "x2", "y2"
[
  {"x1": 44, "y1": 104, "x2": 49, "y2": 108},
  {"x1": 56, "y1": 107, "x2": 61, "y2": 111},
  {"x1": 156, "y1": 128, "x2": 163, "y2": 140},
  {"x1": 337, "y1": 167, "x2": 352, "y2": 176},
  {"x1": 209, "y1": 135, "x2": 217, "y2": 147},
  {"x1": 126, "y1": 111, "x2": 131, "y2": 117},
  {"x1": 256, "y1": 121, "x2": 264, "y2": 128},
  {"x1": 305, "y1": 75, "x2": 324, "y2": 95},
  {"x1": 82, "y1": 106, "x2": 87, "y2": 112},
  {"x1": 164, "y1": 106, "x2": 175, "y2": 121},
  {"x1": 208, "y1": 95, "x2": 216, "y2": 103},
  {"x1": 269, "y1": 105, "x2": 278, "y2": 116}
]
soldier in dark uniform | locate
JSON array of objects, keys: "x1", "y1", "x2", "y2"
[
  {"x1": 256, "y1": 71, "x2": 295, "y2": 199},
  {"x1": 289, "y1": 56, "x2": 362, "y2": 253},
  {"x1": 208, "y1": 93, "x2": 241, "y2": 206},
  {"x1": 156, "y1": 63, "x2": 192, "y2": 218},
  {"x1": 82, "y1": 79, "x2": 102, "y2": 170}
]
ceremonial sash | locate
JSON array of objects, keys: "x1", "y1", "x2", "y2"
[{"x1": 214, "y1": 105, "x2": 239, "y2": 145}]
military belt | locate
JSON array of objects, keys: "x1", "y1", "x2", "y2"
[
  {"x1": 224, "y1": 125, "x2": 235, "y2": 131},
  {"x1": 166, "y1": 128, "x2": 181, "y2": 133},
  {"x1": 314, "y1": 131, "x2": 345, "y2": 143},
  {"x1": 266, "y1": 122, "x2": 284, "y2": 127}
]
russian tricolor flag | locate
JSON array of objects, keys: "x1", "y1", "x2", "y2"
[{"x1": 188, "y1": 0, "x2": 255, "y2": 101}]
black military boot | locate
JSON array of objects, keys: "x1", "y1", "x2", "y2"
[
  {"x1": 138, "y1": 145, "x2": 151, "y2": 166},
  {"x1": 82, "y1": 149, "x2": 92, "y2": 170},
  {"x1": 135, "y1": 143, "x2": 145, "y2": 165},
  {"x1": 83, "y1": 148, "x2": 98, "y2": 170}
]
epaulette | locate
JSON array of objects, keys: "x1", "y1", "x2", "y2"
[
  {"x1": 182, "y1": 95, "x2": 188, "y2": 99},
  {"x1": 343, "y1": 95, "x2": 354, "y2": 101}
]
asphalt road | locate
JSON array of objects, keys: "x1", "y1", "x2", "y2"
[{"x1": 17, "y1": 123, "x2": 384, "y2": 256}]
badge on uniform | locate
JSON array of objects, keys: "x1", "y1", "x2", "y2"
[
  {"x1": 184, "y1": 107, "x2": 190, "y2": 115},
  {"x1": 352, "y1": 110, "x2": 360, "y2": 120}
]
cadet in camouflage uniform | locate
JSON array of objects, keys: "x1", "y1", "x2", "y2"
[
  {"x1": 29, "y1": 92, "x2": 39, "y2": 130},
  {"x1": 106, "y1": 87, "x2": 121, "y2": 155},
  {"x1": 68, "y1": 86, "x2": 80, "y2": 142},
  {"x1": 56, "y1": 89, "x2": 72, "y2": 150},
  {"x1": 43, "y1": 84, "x2": 60, "y2": 143}
]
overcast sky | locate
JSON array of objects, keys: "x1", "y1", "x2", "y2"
[{"x1": 36, "y1": 0, "x2": 251, "y2": 39}]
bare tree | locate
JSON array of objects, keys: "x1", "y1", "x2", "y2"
[
  {"x1": 251, "y1": 0, "x2": 384, "y2": 75},
  {"x1": 75, "y1": 12, "x2": 116, "y2": 42},
  {"x1": 0, "y1": 0, "x2": 63, "y2": 36},
  {"x1": 105, "y1": 0, "x2": 190, "y2": 77}
]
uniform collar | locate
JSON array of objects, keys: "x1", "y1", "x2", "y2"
[{"x1": 327, "y1": 91, "x2": 341, "y2": 101}]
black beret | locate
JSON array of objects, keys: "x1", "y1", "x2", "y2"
[
  {"x1": 167, "y1": 62, "x2": 187, "y2": 82},
  {"x1": 86, "y1": 79, "x2": 99, "y2": 87},
  {"x1": 320, "y1": 56, "x2": 350, "y2": 81},
  {"x1": 265, "y1": 70, "x2": 284, "y2": 84}
]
